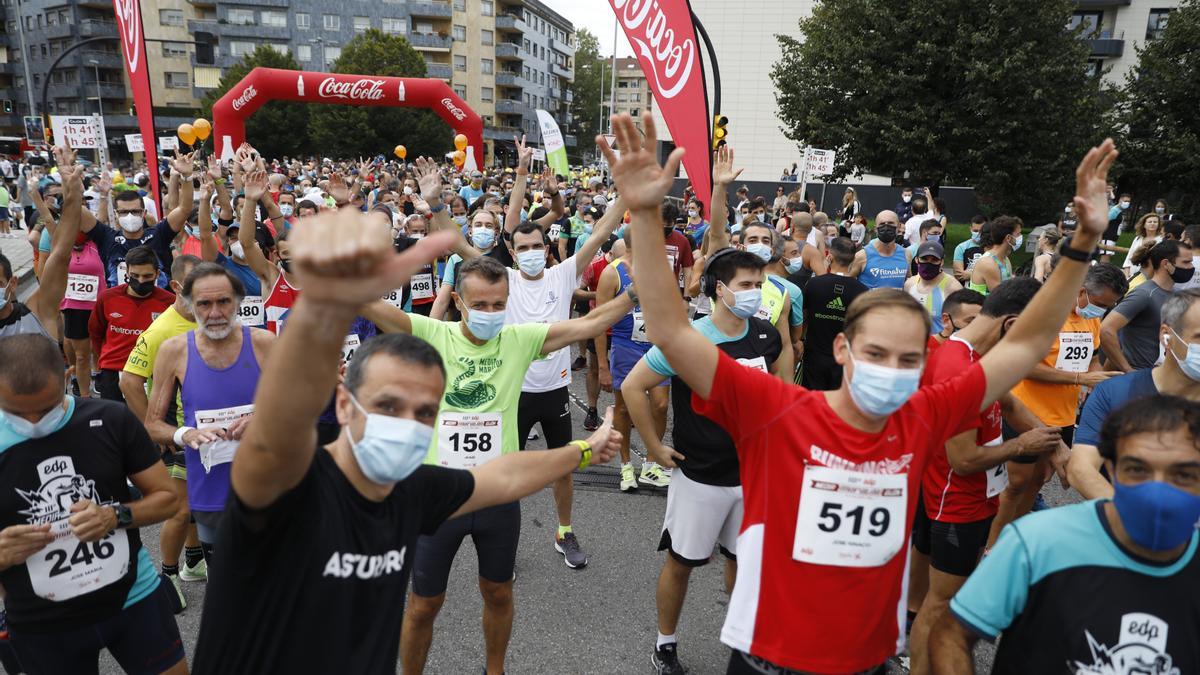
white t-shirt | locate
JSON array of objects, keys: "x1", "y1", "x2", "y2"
[
  {"x1": 1123, "y1": 235, "x2": 1162, "y2": 271},
  {"x1": 850, "y1": 223, "x2": 866, "y2": 244},
  {"x1": 904, "y1": 213, "x2": 936, "y2": 243},
  {"x1": 143, "y1": 195, "x2": 160, "y2": 223},
  {"x1": 505, "y1": 257, "x2": 582, "y2": 392}
]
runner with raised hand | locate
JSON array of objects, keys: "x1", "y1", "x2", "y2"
[
  {"x1": 190, "y1": 212, "x2": 620, "y2": 675},
  {"x1": 600, "y1": 110, "x2": 1118, "y2": 674}
]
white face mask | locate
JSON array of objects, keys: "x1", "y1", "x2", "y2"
[
  {"x1": 118, "y1": 213, "x2": 143, "y2": 233},
  {"x1": 230, "y1": 241, "x2": 245, "y2": 260},
  {"x1": 402, "y1": 186, "x2": 414, "y2": 196},
  {"x1": 279, "y1": 204, "x2": 294, "y2": 217}
]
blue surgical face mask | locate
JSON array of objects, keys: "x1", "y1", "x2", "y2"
[
  {"x1": 970, "y1": 230, "x2": 982, "y2": 243},
  {"x1": 454, "y1": 214, "x2": 468, "y2": 227},
  {"x1": 185, "y1": 225, "x2": 198, "y2": 238},
  {"x1": 471, "y1": 227, "x2": 495, "y2": 249},
  {"x1": 517, "y1": 249, "x2": 546, "y2": 276},
  {"x1": 2, "y1": 397, "x2": 69, "y2": 439},
  {"x1": 1112, "y1": 478, "x2": 1200, "y2": 550},
  {"x1": 1009, "y1": 233, "x2": 1024, "y2": 250},
  {"x1": 785, "y1": 257, "x2": 804, "y2": 274},
  {"x1": 463, "y1": 305, "x2": 506, "y2": 341},
  {"x1": 347, "y1": 392, "x2": 432, "y2": 485},
  {"x1": 846, "y1": 343, "x2": 923, "y2": 417},
  {"x1": 1078, "y1": 302, "x2": 1107, "y2": 320},
  {"x1": 745, "y1": 243, "x2": 772, "y2": 263},
  {"x1": 1168, "y1": 327, "x2": 1200, "y2": 382},
  {"x1": 718, "y1": 282, "x2": 761, "y2": 319}
]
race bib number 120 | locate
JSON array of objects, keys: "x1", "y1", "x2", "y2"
[{"x1": 793, "y1": 464, "x2": 906, "y2": 568}]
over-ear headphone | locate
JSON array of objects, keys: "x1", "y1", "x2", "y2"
[{"x1": 700, "y1": 246, "x2": 740, "y2": 298}]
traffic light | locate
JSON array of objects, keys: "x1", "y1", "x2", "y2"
[
  {"x1": 1, "y1": 100, "x2": 11, "y2": 114},
  {"x1": 711, "y1": 114, "x2": 728, "y2": 151}
]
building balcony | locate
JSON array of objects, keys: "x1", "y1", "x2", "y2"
[
  {"x1": 495, "y1": 42, "x2": 523, "y2": 60},
  {"x1": 495, "y1": 71, "x2": 523, "y2": 87},
  {"x1": 77, "y1": 0, "x2": 114, "y2": 8},
  {"x1": 186, "y1": 0, "x2": 217, "y2": 7},
  {"x1": 1075, "y1": 0, "x2": 1130, "y2": 6},
  {"x1": 219, "y1": 22, "x2": 290, "y2": 39},
  {"x1": 188, "y1": 18, "x2": 220, "y2": 33},
  {"x1": 80, "y1": 51, "x2": 124, "y2": 70},
  {"x1": 551, "y1": 62, "x2": 572, "y2": 79},
  {"x1": 409, "y1": 32, "x2": 452, "y2": 50},
  {"x1": 495, "y1": 13, "x2": 524, "y2": 33},
  {"x1": 409, "y1": 1, "x2": 453, "y2": 19},
  {"x1": 425, "y1": 62, "x2": 452, "y2": 79},
  {"x1": 495, "y1": 98, "x2": 524, "y2": 115},
  {"x1": 82, "y1": 82, "x2": 128, "y2": 100},
  {"x1": 79, "y1": 18, "x2": 118, "y2": 38},
  {"x1": 1088, "y1": 30, "x2": 1125, "y2": 57},
  {"x1": 483, "y1": 125, "x2": 521, "y2": 141},
  {"x1": 43, "y1": 23, "x2": 74, "y2": 40},
  {"x1": 550, "y1": 38, "x2": 574, "y2": 56}
]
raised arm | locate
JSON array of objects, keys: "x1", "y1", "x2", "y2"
[
  {"x1": 165, "y1": 151, "x2": 195, "y2": 233},
  {"x1": 574, "y1": 196, "x2": 622, "y2": 275},
  {"x1": 600, "y1": 113, "x2": 720, "y2": 399},
  {"x1": 504, "y1": 136, "x2": 533, "y2": 235},
  {"x1": 33, "y1": 150, "x2": 80, "y2": 335},
  {"x1": 533, "y1": 169, "x2": 564, "y2": 227},
  {"x1": 415, "y1": 157, "x2": 476, "y2": 261},
  {"x1": 198, "y1": 176, "x2": 220, "y2": 262},
  {"x1": 232, "y1": 211, "x2": 457, "y2": 510},
  {"x1": 978, "y1": 140, "x2": 1117, "y2": 408},
  {"x1": 708, "y1": 145, "x2": 740, "y2": 252},
  {"x1": 240, "y1": 170, "x2": 278, "y2": 285}
]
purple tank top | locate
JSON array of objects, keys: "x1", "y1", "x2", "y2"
[{"x1": 181, "y1": 326, "x2": 261, "y2": 511}]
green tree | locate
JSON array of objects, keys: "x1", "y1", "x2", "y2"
[
  {"x1": 200, "y1": 46, "x2": 310, "y2": 159},
  {"x1": 1114, "y1": 0, "x2": 1200, "y2": 216},
  {"x1": 568, "y1": 29, "x2": 604, "y2": 161},
  {"x1": 772, "y1": 0, "x2": 1110, "y2": 220},
  {"x1": 309, "y1": 29, "x2": 453, "y2": 159}
]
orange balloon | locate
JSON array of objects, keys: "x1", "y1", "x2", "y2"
[
  {"x1": 394, "y1": 145, "x2": 407, "y2": 159},
  {"x1": 177, "y1": 123, "x2": 196, "y2": 146},
  {"x1": 192, "y1": 118, "x2": 211, "y2": 141},
  {"x1": 453, "y1": 134, "x2": 468, "y2": 151},
  {"x1": 452, "y1": 150, "x2": 466, "y2": 165}
]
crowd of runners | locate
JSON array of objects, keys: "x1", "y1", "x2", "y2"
[{"x1": 0, "y1": 111, "x2": 1197, "y2": 675}]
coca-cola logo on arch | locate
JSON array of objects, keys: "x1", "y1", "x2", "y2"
[
  {"x1": 441, "y1": 97, "x2": 467, "y2": 121},
  {"x1": 611, "y1": 0, "x2": 696, "y2": 99},
  {"x1": 112, "y1": 0, "x2": 142, "y2": 73},
  {"x1": 318, "y1": 78, "x2": 386, "y2": 101},
  {"x1": 232, "y1": 84, "x2": 257, "y2": 111}
]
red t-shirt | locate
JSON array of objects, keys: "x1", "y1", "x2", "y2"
[
  {"x1": 264, "y1": 272, "x2": 299, "y2": 334},
  {"x1": 89, "y1": 285, "x2": 175, "y2": 370},
  {"x1": 664, "y1": 230, "x2": 695, "y2": 291},
  {"x1": 692, "y1": 350, "x2": 986, "y2": 673},
  {"x1": 583, "y1": 255, "x2": 608, "y2": 310},
  {"x1": 920, "y1": 337, "x2": 1004, "y2": 523},
  {"x1": 926, "y1": 334, "x2": 942, "y2": 353}
]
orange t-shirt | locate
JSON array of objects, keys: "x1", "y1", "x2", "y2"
[{"x1": 1011, "y1": 312, "x2": 1101, "y2": 426}]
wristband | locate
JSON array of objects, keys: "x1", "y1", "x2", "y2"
[
  {"x1": 569, "y1": 440, "x2": 592, "y2": 470},
  {"x1": 214, "y1": 177, "x2": 227, "y2": 185},
  {"x1": 1058, "y1": 236, "x2": 1093, "y2": 263},
  {"x1": 429, "y1": 203, "x2": 446, "y2": 213},
  {"x1": 217, "y1": 217, "x2": 234, "y2": 226},
  {"x1": 173, "y1": 426, "x2": 194, "y2": 448}
]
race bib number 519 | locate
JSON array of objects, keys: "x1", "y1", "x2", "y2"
[{"x1": 793, "y1": 465, "x2": 905, "y2": 568}]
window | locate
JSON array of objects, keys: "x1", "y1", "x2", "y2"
[
  {"x1": 629, "y1": 92, "x2": 640, "y2": 102},
  {"x1": 297, "y1": 44, "x2": 312, "y2": 61},
  {"x1": 1146, "y1": 9, "x2": 1172, "y2": 40},
  {"x1": 266, "y1": 43, "x2": 288, "y2": 55},
  {"x1": 230, "y1": 41, "x2": 256, "y2": 58},
  {"x1": 296, "y1": 13, "x2": 310, "y2": 30},
  {"x1": 481, "y1": 58, "x2": 493, "y2": 74},
  {"x1": 415, "y1": 21, "x2": 434, "y2": 34},
  {"x1": 382, "y1": 18, "x2": 405, "y2": 35},
  {"x1": 616, "y1": 93, "x2": 627, "y2": 102},
  {"x1": 617, "y1": 79, "x2": 629, "y2": 88},
  {"x1": 630, "y1": 108, "x2": 640, "y2": 117},
  {"x1": 1068, "y1": 11, "x2": 1102, "y2": 38},
  {"x1": 159, "y1": 9, "x2": 183, "y2": 26},
  {"x1": 45, "y1": 11, "x2": 55, "y2": 26},
  {"x1": 453, "y1": 24, "x2": 466, "y2": 41},
  {"x1": 161, "y1": 42, "x2": 188, "y2": 58},
  {"x1": 227, "y1": 8, "x2": 254, "y2": 25},
  {"x1": 454, "y1": 0, "x2": 465, "y2": 9},
  {"x1": 325, "y1": 46, "x2": 341, "y2": 64},
  {"x1": 261, "y1": 11, "x2": 286, "y2": 28},
  {"x1": 454, "y1": 55, "x2": 467, "y2": 71},
  {"x1": 454, "y1": 84, "x2": 466, "y2": 97},
  {"x1": 481, "y1": 29, "x2": 493, "y2": 46},
  {"x1": 481, "y1": 0, "x2": 493, "y2": 16},
  {"x1": 1085, "y1": 59, "x2": 1103, "y2": 78},
  {"x1": 323, "y1": 14, "x2": 340, "y2": 31},
  {"x1": 523, "y1": 93, "x2": 529, "y2": 105},
  {"x1": 354, "y1": 16, "x2": 369, "y2": 33},
  {"x1": 481, "y1": 86, "x2": 493, "y2": 102},
  {"x1": 165, "y1": 71, "x2": 189, "y2": 88}
]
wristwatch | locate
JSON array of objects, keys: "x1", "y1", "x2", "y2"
[
  {"x1": 111, "y1": 503, "x2": 133, "y2": 529},
  {"x1": 569, "y1": 440, "x2": 592, "y2": 470},
  {"x1": 429, "y1": 203, "x2": 446, "y2": 213},
  {"x1": 1059, "y1": 236, "x2": 1093, "y2": 263}
]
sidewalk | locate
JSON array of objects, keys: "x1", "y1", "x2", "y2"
[{"x1": 0, "y1": 231, "x2": 37, "y2": 301}]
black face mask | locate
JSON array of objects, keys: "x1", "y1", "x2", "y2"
[
  {"x1": 127, "y1": 277, "x2": 156, "y2": 297},
  {"x1": 876, "y1": 226, "x2": 898, "y2": 243},
  {"x1": 663, "y1": 227, "x2": 674, "y2": 238},
  {"x1": 1170, "y1": 265, "x2": 1195, "y2": 284},
  {"x1": 279, "y1": 259, "x2": 292, "y2": 274}
]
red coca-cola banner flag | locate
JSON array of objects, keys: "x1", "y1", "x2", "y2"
[
  {"x1": 111, "y1": 0, "x2": 161, "y2": 211},
  {"x1": 608, "y1": 0, "x2": 711, "y2": 214}
]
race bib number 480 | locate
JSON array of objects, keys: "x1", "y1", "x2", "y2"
[
  {"x1": 27, "y1": 518, "x2": 129, "y2": 602},
  {"x1": 793, "y1": 465, "x2": 906, "y2": 568},
  {"x1": 437, "y1": 412, "x2": 501, "y2": 469},
  {"x1": 631, "y1": 310, "x2": 649, "y2": 343},
  {"x1": 238, "y1": 296, "x2": 265, "y2": 325}
]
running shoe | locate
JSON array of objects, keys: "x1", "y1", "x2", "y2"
[
  {"x1": 180, "y1": 558, "x2": 208, "y2": 582},
  {"x1": 554, "y1": 531, "x2": 588, "y2": 569},
  {"x1": 583, "y1": 408, "x2": 601, "y2": 431},
  {"x1": 620, "y1": 464, "x2": 638, "y2": 492},
  {"x1": 571, "y1": 356, "x2": 587, "y2": 371},
  {"x1": 166, "y1": 573, "x2": 187, "y2": 613},
  {"x1": 639, "y1": 463, "x2": 671, "y2": 488},
  {"x1": 527, "y1": 428, "x2": 540, "y2": 442},
  {"x1": 652, "y1": 643, "x2": 687, "y2": 674}
]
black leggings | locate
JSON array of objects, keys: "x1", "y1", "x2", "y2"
[{"x1": 517, "y1": 387, "x2": 573, "y2": 450}]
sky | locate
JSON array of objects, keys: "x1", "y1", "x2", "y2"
[{"x1": 541, "y1": 0, "x2": 633, "y2": 57}]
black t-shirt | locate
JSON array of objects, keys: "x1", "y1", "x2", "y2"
[
  {"x1": 0, "y1": 398, "x2": 159, "y2": 632},
  {"x1": 802, "y1": 273, "x2": 869, "y2": 357},
  {"x1": 666, "y1": 316, "x2": 781, "y2": 487},
  {"x1": 88, "y1": 219, "x2": 176, "y2": 289},
  {"x1": 192, "y1": 450, "x2": 475, "y2": 675},
  {"x1": 962, "y1": 244, "x2": 985, "y2": 273}
]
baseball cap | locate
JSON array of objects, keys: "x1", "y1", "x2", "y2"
[
  {"x1": 471, "y1": 170, "x2": 483, "y2": 179},
  {"x1": 915, "y1": 241, "x2": 945, "y2": 260}
]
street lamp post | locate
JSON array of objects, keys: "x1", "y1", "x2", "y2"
[{"x1": 88, "y1": 59, "x2": 102, "y2": 115}]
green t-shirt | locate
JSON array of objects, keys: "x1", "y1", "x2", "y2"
[{"x1": 409, "y1": 314, "x2": 550, "y2": 468}]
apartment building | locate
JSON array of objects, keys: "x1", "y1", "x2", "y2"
[{"x1": 611, "y1": 56, "x2": 652, "y2": 130}]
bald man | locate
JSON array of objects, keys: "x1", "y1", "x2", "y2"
[{"x1": 850, "y1": 210, "x2": 911, "y2": 290}]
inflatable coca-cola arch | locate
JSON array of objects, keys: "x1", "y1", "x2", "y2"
[{"x1": 212, "y1": 67, "x2": 484, "y2": 167}]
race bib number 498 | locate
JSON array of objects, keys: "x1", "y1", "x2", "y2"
[{"x1": 793, "y1": 464, "x2": 906, "y2": 568}]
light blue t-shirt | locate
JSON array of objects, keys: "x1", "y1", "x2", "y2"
[
  {"x1": 768, "y1": 274, "x2": 804, "y2": 327},
  {"x1": 645, "y1": 315, "x2": 749, "y2": 376},
  {"x1": 458, "y1": 185, "x2": 486, "y2": 205}
]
